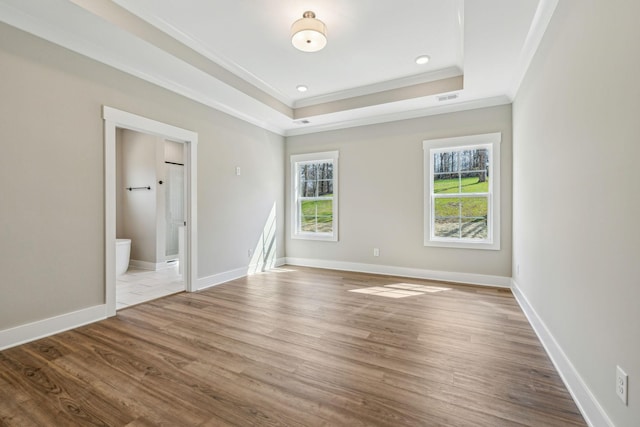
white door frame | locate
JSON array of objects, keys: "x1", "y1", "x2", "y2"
[{"x1": 103, "y1": 106, "x2": 198, "y2": 317}]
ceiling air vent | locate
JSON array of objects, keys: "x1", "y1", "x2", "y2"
[{"x1": 437, "y1": 93, "x2": 459, "y2": 102}]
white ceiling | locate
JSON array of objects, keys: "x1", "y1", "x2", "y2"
[
  {"x1": 113, "y1": 0, "x2": 464, "y2": 104},
  {"x1": 0, "y1": 0, "x2": 558, "y2": 136}
]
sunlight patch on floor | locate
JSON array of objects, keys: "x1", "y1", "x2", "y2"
[{"x1": 348, "y1": 283, "x2": 451, "y2": 298}]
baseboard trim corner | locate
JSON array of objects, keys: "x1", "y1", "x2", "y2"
[
  {"x1": 195, "y1": 258, "x2": 286, "y2": 291},
  {"x1": 128, "y1": 259, "x2": 175, "y2": 271},
  {"x1": 0, "y1": 304, "x2": 107, "y2": 351},
  {"x1": 510, "y1": 279, "x2": 614, "y2": 427},
  {"x1": 196, "y1": 267, "x2": 247, "y2": 291},
  {"x1": 285, "y1": 257, "x2": 511, "y2": 288}
]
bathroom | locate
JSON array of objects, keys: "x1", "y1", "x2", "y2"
[{"x1": 115, "y1": 128, "x2": 186, "y2": 309}]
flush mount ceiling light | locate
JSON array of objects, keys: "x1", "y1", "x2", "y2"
[
  {"x1": 296, "y1": 85, "x2": 308, "y2": 92},
  {"x1": 415, "y1": 55, "x2": 430, "y2": 65},
  {"x1": 291, "y1": 11, "x2": 327, "y2": 52}
]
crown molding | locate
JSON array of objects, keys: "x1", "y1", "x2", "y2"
[
  {"x1": 285, "y1": 95, "x2": 511, "y2": 136},
  {"x1": 294, "y1": 67, "x2": 463, "y2": 108},
  {"x1": 508, "y1": 0, "x2": 559, "y2": 99},
  {"x1": 1, "y1": 0, "x2": 556, "y2": 137},
  {"x1": 111, "y1": 0, "x2": 294, "y2": 107},
  {"x1": 0, "y1": 0, "x2": 289, "y2": 135}
]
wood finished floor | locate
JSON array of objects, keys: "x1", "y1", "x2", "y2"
[{"x1": 0, "y1": 266, "x2": 586, "y2": 426}]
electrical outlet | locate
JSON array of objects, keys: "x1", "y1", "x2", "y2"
[
  {"x1": 517, "y1": 264, "x2": 520, "y2": 275},
  {"x1": 616, "y1": 365, "x2": 628, "y2": 405},
  {"x1": 373, "y1": 248, "x2": 380, "y2": 257},
  {"x1": 248, "y1": 249, "x2": 252, "y2": 258}
]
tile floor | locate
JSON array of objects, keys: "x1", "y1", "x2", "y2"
[
  {"x1": 116, "y1": 263, "x2": 185, "y2": 310},
  {"x1": 348, "y1": 283, "x2": 451, "y2": 298}
]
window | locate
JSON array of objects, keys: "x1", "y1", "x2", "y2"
[
  {"x1": 423, "y1": 133, "x2": 501, "y2": 250},
  {"x1": 291, "y1": 151, "x2": 339, "y2": 241}
]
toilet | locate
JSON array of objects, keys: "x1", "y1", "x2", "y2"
[{"x1": 115, "y1": 238, "x2": 131, "y2": 276}]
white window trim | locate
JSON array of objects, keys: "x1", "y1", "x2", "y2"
[
  {"x1": 291, "y1": 151, "x2": 339, "y2": 242},
  {"x1": 423, "y1": 133, "x2": 501, "y2": 250}
]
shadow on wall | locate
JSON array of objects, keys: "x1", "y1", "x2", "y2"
[{"x1": 248, "y1": 203, "x2": 277, "y2": 275}]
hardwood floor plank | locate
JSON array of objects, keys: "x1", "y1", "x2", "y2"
[
  {"x1": 0, "y1": 266, "x2": 586, "y2": 426},
  {"x1": 47, "y1": 341, "x2": 208, "y2": 426},
  {"x1": 0, "y1": 348, "x2": 133, "y2": 426}
]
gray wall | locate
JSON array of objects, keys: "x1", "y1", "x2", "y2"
[
  {"x1": 513, "y1": 1, "x2": 640, "y2": 425},
  {"x1": 0, "y1": 22, "x2": 285, "y2": 329},
  {"x1": 286, "y1": 105, "x2": 512, "y2": 278}
]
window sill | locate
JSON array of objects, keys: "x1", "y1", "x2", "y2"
[
  {"x1": 292, "y1": 232, "x2": 337, "y2": 242},
  {"x1": 424, "y1": 239, "x2": 500, "y2": 250}
]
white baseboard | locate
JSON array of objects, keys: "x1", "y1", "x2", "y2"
[
  {"x1": 246, "y1": 257, "x2": 286, "y2": 276},
  {"x1": 511, "y1": 279, "x2": 613, "y2": 427},
  {"x1": 0, "y1": 258, "x2": 291, "y2": 350},
  {"x1": 129, "y1": 259, "x2": 176, "y2": 271},
  {"x1": 196, "y1": 266, "x2": 248, "y2": 291},
  {"x1": 0, "y1": 304, "x2": 107, "y2": 351},
  {"x1": 195, "y1": 258, "x2": 286, "y2": 291},
  {"x1": 285, "y1": 257, "x2": 511, "y2": 288}
]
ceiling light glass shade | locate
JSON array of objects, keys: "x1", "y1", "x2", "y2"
[{"x1": 291, "y1": 11, "x2": 327, "y2": 52}]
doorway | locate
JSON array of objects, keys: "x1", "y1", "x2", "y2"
[
  {"x1": 115, "y1": 132, "x2": 186, "y2": 309},
  {"x1": 103, "y1": 106, "x2": 198, "y2": 317}
]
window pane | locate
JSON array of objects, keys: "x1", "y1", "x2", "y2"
[
  {"x1": 298, "y1": 161, "x2": 335, "y2": 198},
  {"x1": 459, "y1": 148, "x2": 488, "y2": 171},
  {"x1": 433, "y1": 174, "x2": 460, "y2": 194},
  {"x1": 298, "y1": 164, "x2": 317, "y2": 197},
  {"x1": 317, "y1": 179, "x2": 333, "y2": 196},
  {"x1": 434, "y1": 218, "x2": 461, "y2": 238},
  {"x1": 298, "y1": 164, "x2": 317, "y2": 181},
  {"x1": 460, "y1": 197, "x2": 488, "y2": 239},
  {"x1": 459, "y1": 150, "x2": 474, "y2": 171},
  {"x1": 433, "y1": 151, "x2": 459, "y2": 194},
  {"x1": 433, "y1": 197, "x2": 488, "y2": 240},
  {"x1": 461, "y1": 148, "x2": 489, "y2": 193},
  {"x1": 460, "y1": 171, "x2": 489, "y2": 193},
  {"x1": 434, "y1": 197, "x2": 460, "y2": 238},
  {"x1": 461, "y1": 218, "x2": 487, "y2": 239},
  {"x1": 300, "y1": 199, "x2": 333, "y2": 233},
  {"x1": 320, "y1": 162, "x2": 333, "y2": 180},
  {"x1": 460, "y1": 196, "x2": 487, "y2": 218},
  {"x1": 299, "y1": 179, "x2": 317, "y2": 197},
  {"x1": 434, "y1": 197, "x2": 459, "y2": 217}
]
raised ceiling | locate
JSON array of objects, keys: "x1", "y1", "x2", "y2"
[{"x1": 0, "y1": 0, "x2": 558, "y2": 135}]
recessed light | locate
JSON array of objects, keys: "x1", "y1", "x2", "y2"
[
  {"x1": 415, "y1": 55, "x2": 430, "y2": 65},
  {"x1": 296, "y1": 85, "x2": 308, "y2": 92}
]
